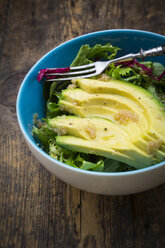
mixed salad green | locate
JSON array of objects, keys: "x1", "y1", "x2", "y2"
[{"x1": 33, "y1": 43, "x2": 165, "y2": 172}]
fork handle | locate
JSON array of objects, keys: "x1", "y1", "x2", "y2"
[
  {"x1": 139, "y1": 44, "x2": 165, "y2": 59},
  {"x1": 109, "y1": 44, "x2": 165, "y2": 65}
]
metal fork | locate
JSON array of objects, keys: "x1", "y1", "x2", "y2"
[{"x1": 46, "y1": 44, "x2": 165, "y2": 81}]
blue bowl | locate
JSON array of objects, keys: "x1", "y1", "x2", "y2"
[{"x1": 17, "y1": 29, "x2": 165, "y2": 195}]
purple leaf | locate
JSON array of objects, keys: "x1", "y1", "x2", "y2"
[
  {"x1": 115, "y1": 59, "x2": 155, "y2": 78},
  {"x1": 115, "y1": 59, "x2": 165, "y2": 82},
  {"x1": 37, "y1": 69, "x2": 47, "y2": 82},
  {"x1": 157, "y1": 70, "x2": 165, "y2": 81},
  {"x1": 37, "y1": 67, "x2": 70, "y2": 82},
  {"x1": 115, "y1": 59, "x2": 153, "y2": 75}
]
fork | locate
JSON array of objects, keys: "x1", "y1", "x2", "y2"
[{"x1": 45, "y1": 44, "x2": 165, "y2": 81}]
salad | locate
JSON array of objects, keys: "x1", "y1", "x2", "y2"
[{"x1": 33, "y1": 43, "x2": 165, "y2": 172}]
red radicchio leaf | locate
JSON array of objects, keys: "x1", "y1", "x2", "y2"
[
  {"x1": 115, "y1": 59, "x2": 156, "y2": 80},
  {"x1": 37, "y1": 69, "x2": 47, "y2": 82},
  {"x1": 115, "y1": 59, "x2": 137, "y2": 67},
  {"x1": 157, "y1": 70, "x2": 165, "y2": 81},
  {"x1": 115, "y1": 59, "x2": 165, "y2": 81},
  {"x1": 37, "y1": 67, "x2": 70, "y2": 82},
  {"x1": 115, "y1": 59, "x2": 153, "y2": 75}
]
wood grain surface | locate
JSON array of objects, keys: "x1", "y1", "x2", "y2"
[{"x1": 0, "y1": 0, "x2": 165, "y2": 247}]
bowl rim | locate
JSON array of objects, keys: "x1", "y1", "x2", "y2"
[{"x1": 16, "y1": 28, "x2": 165, "y2": 176}]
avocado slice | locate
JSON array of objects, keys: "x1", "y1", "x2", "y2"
[
  {"x1": 59, "y1": 88, "x2": 148, "y2": 139},
  {"x1": 58, "y1": 79, "x2": 165, "y2": 157},
  {"x1": 59, "y1": 96, "x2": 164, "y2": 158},
  {"x1": 75, "y1": 78, "x2": 165, "y2": 142},
  {"x1": 48, "y1": 116, "x2": 157, "y2": 169}
]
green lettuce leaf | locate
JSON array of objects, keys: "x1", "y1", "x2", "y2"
[{"x1": 71, "y1": 43, "x2": 120, "y2": 67}]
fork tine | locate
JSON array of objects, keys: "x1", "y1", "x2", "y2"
[
  {"x1": 46, "y1": 67, "x2": 96, "y2": 77},
  {"x1": 47, "y1": 63, "x2": 95, "y2": 72},
  {"x1": 46, "y1": 62, "x2": 95, "y2": 71},
  {"x1": 70, "y1": 62, "x2": 95, "y2": 70},
  {"x1": 46, "y1": 72, "x2": 98, "y2": 81}
]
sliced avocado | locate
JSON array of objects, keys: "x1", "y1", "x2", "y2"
[
  {"x1": 60, "y1": 88, "x2": 148, "y2": 140},
  {"x1": 59, "y1": 98, "x2": 146, "y2": 142},
  {"x1": 47, "y1": 115, "x2": 91, "y2": 140},
  {"x1": 134, "y1": 137, "x2": 165, "y2": 160},
  {"x1": 58, "y1": 79, "x2": 165, "y2": 156},
  {"x1": 75, "y1": 78, "x2": 165, "y2": 142},
  {"x1": 48, "y1": 116, "x2": 157, "y2": 169}
]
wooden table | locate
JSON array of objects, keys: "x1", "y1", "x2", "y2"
[{"x1": 0, "y1": 0, "x2": 165, "y2": 247}]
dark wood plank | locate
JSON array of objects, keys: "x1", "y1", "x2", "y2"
[{"x1": 0, "y1": 0, "x2": 165, "y2": 247}]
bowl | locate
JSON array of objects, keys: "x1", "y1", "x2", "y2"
[{"x1": 16, "y1": 29, "x2": 165, "y2": 195}]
